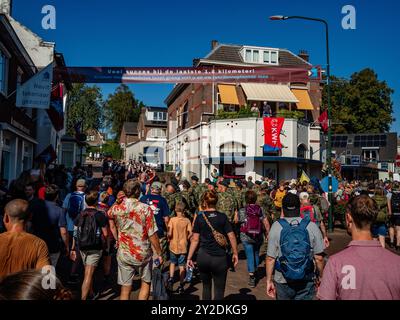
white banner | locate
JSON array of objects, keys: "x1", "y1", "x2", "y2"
[{"x1": 16, "y1": 63, "x2": 53, "y2": 109}]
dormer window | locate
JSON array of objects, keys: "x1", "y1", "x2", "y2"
[{"x1": 243, "y1": 47, "x2": 279, "y2": 65}]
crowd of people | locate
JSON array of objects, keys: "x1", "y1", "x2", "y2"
[{"x1": 0, "y1": 159, "x2": 399, "y2": 301}]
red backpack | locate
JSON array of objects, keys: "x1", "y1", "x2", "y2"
[{"x1": 300, "y1": 206, "x2": 317, "y2": 223}]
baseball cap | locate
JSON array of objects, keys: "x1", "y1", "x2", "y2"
[
  {"x1": 76, "y1": 179, "x2": 86, "y2": 187},
  {"x1": 282, "y1": 193, "x2": 301, "y2": 216},
  {"x1": 151, "y1": 181, "x2": 162, "y2": 191},
  {"x1": 299, "y1": 192, "x2": 309, "y2": 201}
]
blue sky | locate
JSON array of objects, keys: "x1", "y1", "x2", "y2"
[{"x1": 12, "y1": 0, "x2": 400, "y2": 132}]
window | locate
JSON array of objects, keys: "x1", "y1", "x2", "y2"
[
  {"x1": 0, "y1": 49, "x2": 8, "y2": 95},
  {"x1": 253, "y1": 50, "x2": 259, "y2": 62},
  {"x1": 149, "y1": 128, "x2": 166, "y2": 138},
  {"x1": 153, "y1": 112, "x2": 158, "y2": 121},
  {"x1": 362, "y1": 149, "x2": 378, "y2": 163},
  {"x1": 297, "y1": 144, "x2": 307, "y2": 159},
  {"x1": 263, "y1": 51, "x2": 270, "y2": 63},
  {"x1": 182, "y1": 102, "x2": 189, "y2": 129},
  {"x1": 332, "y1": 136, "x2": 348, "y2": 148},
  {"x1": 245, "y1": 50, "x2": 252, "y2": 62},
  {"x1": 271, "y1": 51, "x2": 278, "y2": 64},
  {"x1": 90, "y1": 136, "x2": 95, "y2": 141},
  {"x1": 162, "y1": 112, "x2": 167, "y2": 121}
]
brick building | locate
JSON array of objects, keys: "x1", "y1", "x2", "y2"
[{"x1": 165, "y1": 41, "x2": 323, "y2": 181}]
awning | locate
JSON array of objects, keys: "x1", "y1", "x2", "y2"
[
  {"x1": 291, "y1": 89, "x2": 314, "y2": 110},
  {"x1": 241, "y1": 83, "x2": 299, "y2": 103},
  {"x1": 218, "y1": 84, "x2": 240, "y2": 105}
]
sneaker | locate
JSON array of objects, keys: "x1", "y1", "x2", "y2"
[
  {"x1": 248, "y1": 275, "x2": 256, "y2": 288},
  {"x1": 389, "y1": 242, "x2": 395, "y2": 249},
  {"x1": 396, "y1": 246, "x2": 400, "y2": 252},
  {"x1": 177, "y1": 285, "x2": 184, "y2": 295},
  {"x1": 88, "y1": 292, "x2": 100, "y2": 300}
]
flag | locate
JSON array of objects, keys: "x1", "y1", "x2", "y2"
[
  {"x1": 263, "y1": 117, "x2": 285, "y2": 153},
  {"x1": 318, "y1": 110, "x2": 328, "y2": 133},
  {"x1": 46, "y1": 83, "x2": 64, "y2": 131},
  {"x1": 16, "y1": 63, "x2": 53, "y2": 109},
  {"x1": 299, "y1": 170, "x2": 310, "y2": 184}
]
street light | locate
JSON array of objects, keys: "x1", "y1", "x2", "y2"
[{"x1": 270, "y1": 14, "x2": 334, "y2": 232}]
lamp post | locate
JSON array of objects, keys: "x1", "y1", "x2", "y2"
[{"x1": 270, "y1": 15, "x2": 334, "y2": 232}]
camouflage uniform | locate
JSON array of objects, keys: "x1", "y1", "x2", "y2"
[
  {"x1": 256, "y1": 191, "x2": 274, "y2": 223},
  {"x1": 216, "y1": 190, "x2": 238, "y2": 222},
  {"x1": 180, "y1": 189, "x2": 196, "y2": 218},
  {"x1": 190, "y1": 183, "x2": 202, "y2": 209},
  {"x1": 163, "y1": 191, "x2": 186, "y2": 216}
]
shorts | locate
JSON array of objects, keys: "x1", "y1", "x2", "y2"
[
  {"x1": 372, "y1": 223, "x2": 387, "y2": 237},
  {"x1": 80, "y1": 250, "x2": 102, "y2": 267},
  {"x1": 169, "y1": 252, "x2": 186, "y2": 267},
  {"x1": 389, "y1": 215, "x2": 400, "y2": 227},
  {"x1": 117, "y1": 257, "x2": 152, "y2": 286}
]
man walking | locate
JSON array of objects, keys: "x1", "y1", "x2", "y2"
[
  {"x1": 108, "y1": 180, "x2": 163, "y2": 300},
  {"x1": 140, "y1": 181, "x2": 170, "y2": 263},
  {"x1": 0, "y1": 199, "x2": 50, "y2": 278},
  {"x1": 318, "y1": 195, "x2": 400, "y2": 300},
  {"x1": 266, "y1": 193, "x2": 325, "y2": 300}
]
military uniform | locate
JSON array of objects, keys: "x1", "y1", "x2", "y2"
[
  {"x1": 180, "y1": 189, "x2": 196, "y2": 218},
  {"x1": 163, "y1": 191, "x2": 186, "y2": 216},
  {"x1": 256, "y1": 191, "x2": 274, "y2": 223},
  {"x1": 190, "y1": 183, "x2": 202, "y2": 209},
  {"x1": 216, "y1": 190, "x2": 238, "y2": 222}
]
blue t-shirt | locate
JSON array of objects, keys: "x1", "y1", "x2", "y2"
[{"x1": 140, "y1": 194, "x2": 170, "y2": 238}]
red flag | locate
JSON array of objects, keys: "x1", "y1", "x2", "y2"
[
  {"x1": 318, "y1": 110, "x2": 328, "y2": 133},
  {"x1": 263, "y1": 117, "x2": 285, "y2": 152}
]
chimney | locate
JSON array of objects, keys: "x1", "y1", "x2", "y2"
[
  {"x1": 211, "y1": 40, "x2": 219, "y2": 50},
  {"x1": 298, "y1": 50, "x2": 309, "y2": 62},
  {"x1": 0, "y1": 0, "x2": 12, "y2": 15}
]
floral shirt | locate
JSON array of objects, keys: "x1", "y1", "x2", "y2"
[{"x1": 108, "y1": 198, "x2": 158, "y2": 265}]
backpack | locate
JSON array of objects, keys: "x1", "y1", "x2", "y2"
[
  {"x1": 300, "y1": 206, "x2": 317, "y2": 224},
  {"x1": 275, "y1": 217, "x2": 314, "y2": 282},
  {"x1": 391, "y1": 191, "x2": 400, "y2": 214},
  {"x1": 67, "y1": 192, "x2": 84, "y2": 220},
  {"x1": 240, "y1": 204, "x2": 263, "y2": 238},
  {"x1": 373, "y1": 194, "x2": 388, "y2": 223},
  {"x1": 77, "y1": 209, "x2": 101, "y2": 249}
]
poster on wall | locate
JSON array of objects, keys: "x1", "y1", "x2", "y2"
[{"x1": 263, "y1": 117, "x2": 285, "y2": 153}]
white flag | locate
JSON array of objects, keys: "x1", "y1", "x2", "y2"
[{"x1": 16, "y1": 62, "x2": 53, "y2": 109}]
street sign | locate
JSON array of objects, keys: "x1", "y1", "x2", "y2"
[{"x1": 320, "y1": 176, "x2": 339, "y2": 193}]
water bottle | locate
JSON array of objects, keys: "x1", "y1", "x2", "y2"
[{"x1": 184, "y1": 267, "x2": 193, "y2": 283}]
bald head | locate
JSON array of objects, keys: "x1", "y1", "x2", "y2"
[{"x1": 5, "y1": 199, "x2": 29, "y2": 223}]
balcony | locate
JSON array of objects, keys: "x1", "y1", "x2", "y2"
[{"x1": 215, "y1": 106, "x2": 307, "y2": 121}]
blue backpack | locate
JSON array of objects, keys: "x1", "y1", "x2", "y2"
[{"x1": 275, "y1": 217, "x2": 314, "y2": 282}]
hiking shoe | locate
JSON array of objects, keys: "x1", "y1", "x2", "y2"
[
  {"x1": 248, "y1": 275, "x2": 256, "y2": 288},
  {"x1": 177, "y1": 285, "x2": 185, "y2": 295}
]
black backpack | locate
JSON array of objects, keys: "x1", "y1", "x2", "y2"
[
  {"x1": 77, "y1": 209, "x2": 101, "y2": 249},
  {"x1": 391, "y1": 191, "x2": 400, "y2": 214}
]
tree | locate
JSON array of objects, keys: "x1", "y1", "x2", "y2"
[
  {"x1": 66, "y1": 83, "x2": 103, "y2": 135},
  {"x1": 104, "y1": 84, "x2": 144, "y2": 140},
  {"x1": 323, "y1": 68, "x2": 394, "y2": 133}
]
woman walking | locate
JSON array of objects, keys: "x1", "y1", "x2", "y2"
[
  {"x1": 187, "y1": 191, "x2": 239, "y2": 300},
  {"x1": 239, "y1": 190, "x2": 270, "y2": 288}
]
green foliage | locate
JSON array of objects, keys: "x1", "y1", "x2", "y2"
[
  {"x1": 216, "y1": 106, "x2": 258, "y2": 120},
  {"x1": 101, "y1": 140, "x2": 122, "y2": 160},
  {"x1": 323, "y1": 68, "x2": 394, "y2": 133},
  {"x1": 104, "y1": 84, "x2": 144, "y2": 140},
  {"x1": 66, "y1": 84, "x2": 103, "y2": 135},
  {"x1": 275, "y1": 109, "x2": 305, "y2": 120}
]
